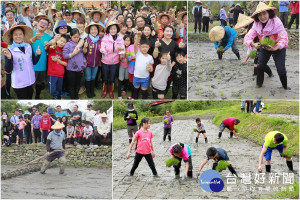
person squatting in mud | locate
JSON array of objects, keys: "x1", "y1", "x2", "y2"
[
  {"x1": 40, "y1": 121, "x2": 66, "y2": 174},
  {"x1": 169, "y1": 143, "x2": 193, "y2": 178},
  {"x1": 208, "y1": 22, "x2": 240, "y2": 60},
  {"x1": 244, "y1": 2, "x2": 290, "y2": 90},
  {"x1": 218, "y1": 117, "x2": 240, "y2": 139},
  {"x1": 258, "y1": 131, "x2": 294, "y2": 173},
  {"x1": 198, "y1": 147, "x2": 239, "y2": 177}
]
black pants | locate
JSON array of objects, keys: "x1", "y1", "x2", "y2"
[
  {"x1": 202, "y1": 16, "x2": 209, "y2": 32},
  {"x1": 173, "y1": 156, "x2": 193, "y2": 177},
  {"x1": 67, "y1": 70, "x2": 82, "y2": 99},
  {"x1": 288, "y1": 13, "x2": 299, "y2": 29},
  {"x1": 25, "y1": 130, "x2": 32, "y2": 144},
  {"x1": 194, "y1": 16, "x2": 202, "y2": 32},
  {"x1": 220, "y1": 19, "x2": 227, "y2": 26},
  {"x1": 5, "y1": 73, "x2": 11, "y2": 97},
  {"x1": 95, "y1": 134, "x2": 104, "y2": 146},
  {"x1": 130, "y1": 152, "x2": 157, "y2": 176},
  {"x1": 13, "y1": 85, "x2": 34, "y2": 99},
  {"x1": 246, "y1": 101, "x2": 253, "y2": 113},
  {"x1": 257, "y1": 48, "x2": 286, "y2": 87},
  {"x1": 83, "y1": 135, "x2": 93, "y2": 145},
  {"x1": 1, "y1": 86, "x2": 6, "y2": 99},
  {"x1": 33, "y1": 129, "x2": 41, "y2": 143},
  {"x1": 66, "y1": 137, "x2": 74, "y2": 144}
]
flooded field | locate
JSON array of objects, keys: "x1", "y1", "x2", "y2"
[
  {"x1": 113, "y1": 118, "x2": 299, "y2": 199},
  {"x1": 1, "y1": 165, "x2": 112, "y2": 199},
  {"x1": 188, "y1": 42, "x2": 299, "y2": 100}
]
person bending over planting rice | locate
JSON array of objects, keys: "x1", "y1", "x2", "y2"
[
  {"x1": 198, "y1": 147, "x2": 239, "y2": 177},
  {"x1": 258, "y1": 131, "x2": 294, "y2": 173},
  {"x1": 209, "y1": 24, "x2": 240, "y2": 60},
  {"x1": 218, "y1": 117, "x2": 240, "y2": 139},
  {"x1": 169, "y1": 143, "x2": 193, "y2": 178},
  {"x1": 195, "y1": 118, "x2": 208, "y2": 143}
]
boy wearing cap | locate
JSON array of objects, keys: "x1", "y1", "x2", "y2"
[{"x1": 40, "y1": 121, "x2": 66, "y2": 174}]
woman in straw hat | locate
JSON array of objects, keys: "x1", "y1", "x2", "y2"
[
  {"x1": 89, "y1": 10, "x2": 106, "y2": 28},
  {"x1": 82, "y1": 23, "x2": 103, "y2": 98},
  {"x1": 2, "y1": 25, "x2": 41, "y2": 99},
  {"x1": 244, "y1": 2, "x2": 290, "y2": 89},
  {"x1": 157, "y1": 13, "x2": 173, "y2": 40},
  {"x1": 100, "y1": 21, "x2": 124, "y2": 99},
  {"x1": 15, "y1": 2, "x2": 33, "y2": 28},
  {"x1": 40, "y1": 121, "x2": 66, "y2": 175},
  {"x1": 209, "y1": 24, "x2": 240, "y2": 60}
]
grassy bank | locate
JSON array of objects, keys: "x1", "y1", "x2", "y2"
[
  {"x1": 212, "y1": 104, "x2": 299, "y2": 155},
  {"x1": 264, "y1": 181, "x2": 299, "y2": 199}
]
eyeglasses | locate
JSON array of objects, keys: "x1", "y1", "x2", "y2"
[
  {"x1": 59, "y1": 26, "x2": 68, "y2": 29},
  {"x1": 39, "y1": 21, "x2": 48, "y2": 26},
  {"x1": 65, "y1": 14, "x2": 71, "y2": 17}
]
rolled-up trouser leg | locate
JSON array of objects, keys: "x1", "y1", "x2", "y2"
[
  {"x1": 59, "y1": 156, "x2": 66, "y2": 174},
  {"x1": 40, "y1": 160, "x2": 51, "y2": 174}
]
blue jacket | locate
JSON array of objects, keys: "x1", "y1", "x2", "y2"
[
  {"x1": 214, "y1": 26, "x2": 237, "y2": 50},
  {"x1": 279, "y1": 1, "x2": 290, "y2": 12}
]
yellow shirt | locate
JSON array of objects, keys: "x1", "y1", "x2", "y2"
[{"x1": 264, "y1": 131, "x2": 288, "y2": 148}]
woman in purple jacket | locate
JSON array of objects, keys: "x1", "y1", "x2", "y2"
[
  {"x1": 83, "y1": 23, "x2": 103, "y2": 98},
  {"x1": 3, "y1": 25, "x2": 41, "y2": 99},
  {"x1": 63, "y1": 28, "x2": 87, "y2": 99}
]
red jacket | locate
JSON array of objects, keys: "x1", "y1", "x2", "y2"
[
  {"x1": 40, "y1": 116, "x2": 51, "y2": 130},
  {"x1": 290, "y1": 1, "x2": 299, "y2": 14},
  {"x1": 223, "y1": 117, "x2": 237, "y2": 131},
  {"x1": 47, "y1": 45, "x2": 67, "y2": 78}
]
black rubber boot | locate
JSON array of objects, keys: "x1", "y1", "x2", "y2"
[
  {"x1": 129, "y1": 139, "x2": 132, "y2": 144},
  {"x1": 205, "y1": 137, "x2": 208, "y2": 143},
  {"x1": 187, "y1": 171, "x2": 193, "y2": 178},
  {"x1": 256, "y1": 67, "x2": 264, "y2": 88},
  {"x1": 172, "y1": 94, "x2": 178, "y2": 99},
  {"x1": 123, "y1": 79, "x2": 129, "y2": 91},
  {"x1": 253, "y1": 67, "x2": 257, "y2": 76},
  {"x1": 35, "y1": 84, "x2": 42, "y2": 99},
  {"x1": 217, "y1": 51, "x2": 223, "y2": 60},
  {"x1": 218, "y1": 132, "x2": 222, "y2": 139},
  {"x1": 117, "y1": 79, "x2": 122, "y2": 98},
  {"x1": 235, "y1": 52, "x2": 241, "y2": 60},
  {"x1": 279, "y1": 74, "x2": 291, "y2": 90},
  {"x1": 212, "y1": 163, "x2": 218, "y2": 170},
  {"x1": 141, "y1": 90, "x2": 148, "y2": 99},
  {"x1": 266, "y1": 165, "x2": 271, "y2": 173},
  {"x1": 228, "y1": 164, "x2": 238, "y2": 176},
  {"x1": 195, "y1": 137, "x2": 198, "y2": 143},
  {"x1": 168, "y1": 135, "x2": 171, "y2": 141},
  {"x1": 152, "y1": 90, "x2": 158, "y2": 99},
  {"x1": 230, "y1": 132, "x2": 233, "y2": 138},
  {"x1": 133, "y1": 88, "x2": 140, "y2": 99},
  {"x1": 286, "y1": 161, "x2": 294, "y2": 172},
  {"x1": 86, "y1": 81, "x2": 92, "y2": 98},
  {"x1": 90, "y1": 80, "x2": 96, "y2": 97}
]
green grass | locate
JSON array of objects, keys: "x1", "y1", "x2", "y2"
[
  {"x1": 212, "y1": 103, "x2": 299, "y2": 155},
  {"x1": 166, "y1": 158, "x2": 180, "y2": 167},
  {"x1": 264, "y1": 181, "x2": 299, "y2": 199},
  {"x1": 215, "y1": 160, "x2": 229, "y2": 172}
]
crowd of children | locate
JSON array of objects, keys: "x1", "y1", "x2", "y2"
[
  {"x1": 1, "y1": 1, "x2": 187, "y2": 100},
  {"x1": 2, "y1": 104, "x2": 112, "y2": 146}
]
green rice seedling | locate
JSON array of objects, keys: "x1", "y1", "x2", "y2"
[
  {"x1": 249, "y1": 50, "x2": 257, "y2": 59},
  {"x1": 260, "y1": 37, "x2": 275, "y2": 48},
  {"x1": 196, "y1": 91, "x2": 200, "y2": 95},
  {"x1": 129, "y1": 113, "x2": 136, "y2": 118},
  {"x1": 198, "y1": 87, "x2": 202, "y2": 91},
  {"x1": 166, "y1": 158, "x2": 180, "y2": 167},
  {"x1": 193, "y1": 128, "x2": 198, "y2": 132},
  {"x1": 283, "y1": 150, "x2": 293, "y2": 158},
  {"x1": 163, "y1": 119, "x2": 168, "y2": 123},
  {"x1": 218, "y1": 46, "x2": 224, "y2": 51},
  {"x1": 221, "y1": 92, "x2": 224, "y2": 96},
  {"x1": 215, "y1": 160, "x2": 229, "y2": 172}
]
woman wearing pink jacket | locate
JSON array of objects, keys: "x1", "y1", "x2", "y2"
[
  {"x1": 244, "y1": 2, "x2": 290, "y2": 90},
  {"x1": 100, "y1": 21, "x2": 125, "y2": 99}
]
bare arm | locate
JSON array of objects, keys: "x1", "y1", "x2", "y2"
[
  {"x1": 258, "y1": 146, "x2": 267, "y2": 171},
  {"x1": 126, "y1": 137, "x2": 137, "y2": 158},
  {"x1": 198, "y1": 159, "x2": 208, "y2": 172}
]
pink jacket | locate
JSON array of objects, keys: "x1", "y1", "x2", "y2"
[
  {"x1": 100, "y1": 34, "x2": 125, "y2": 65},
  {"x1": 244, "y1": 16, "x2": 288, "y2": 50},
  {"x1": 290, "y1": 1, "x2": 299, "y2": 14}
]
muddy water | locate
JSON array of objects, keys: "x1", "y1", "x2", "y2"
[
  {"x1": 188, "y1": 42, "x2": 299, "y2": 100},
  {"x1": 1, "y1": 166, "x2": 112, "y2": 199},
  {"x1": 113, "y1": 119, "x2": 299, "y2": 199}
]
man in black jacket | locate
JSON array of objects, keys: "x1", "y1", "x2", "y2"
[
  {"x1": 124, "y1": 103, "x2": 138, "y2": 144},
  {"x1": 192, "y1": 0, "x2": 202, "y2": 34}
]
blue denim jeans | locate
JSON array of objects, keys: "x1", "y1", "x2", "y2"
[
  {"x1": 85, "y1": 66, "x2": 99, "y2": 81},
  {"x1": 102, "y1": 64, "x2": 119, "y2": 84}
]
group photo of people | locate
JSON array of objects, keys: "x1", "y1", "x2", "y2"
[
  {"x1": 1, "y1": 0, "x2": 187, "y2": 100},
  {"x1": 1, "y1": 100, "x2": 112, "y2": 146}
]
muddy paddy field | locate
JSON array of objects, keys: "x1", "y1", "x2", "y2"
[
  {"x1": 1, "y1": 165, "x2": 112, "y2": 199},
  {"x1": 188, "y1": 42, "x2": 299, "y2": 100},
  {"x1": 113, "y1": 117, "x2": 299, "y2": 199}
]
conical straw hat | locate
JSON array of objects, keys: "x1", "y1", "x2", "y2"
[
  {"x1": 234, "y1": 13, "x2": 254, "y2": 30},
  {"x1": 251, "y1": 2, "x2": 276, "y2": 18},
  {"x1": 209, "y1": 26, "x2": 225, "y2": 42}
]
